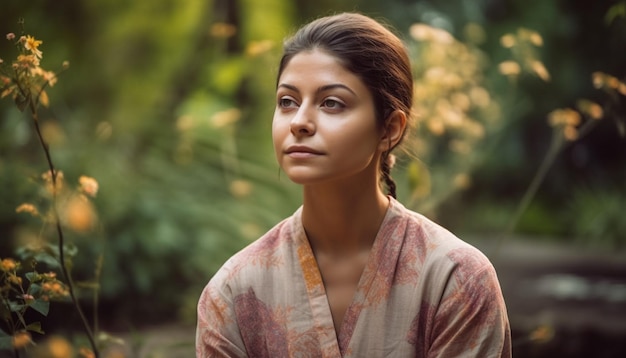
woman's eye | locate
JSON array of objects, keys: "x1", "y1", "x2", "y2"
[
  {"x1": 322, "y1": 99, "x2": 344, "y2": 109},
  {"x1": 279, "y1": 98, "x2": 297, "y2": 108}
]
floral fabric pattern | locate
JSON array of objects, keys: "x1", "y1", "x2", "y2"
[{"x1": 196, "y1": 198, "x2": 511, "y2": 357}]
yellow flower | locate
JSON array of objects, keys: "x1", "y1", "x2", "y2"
[
  {"x1": 229, "y1": 179, "x2": 252, "y2": 198},
  {"x1": 211, "y1": 108, "x2": 241, "y2": 128},
  {"x1": 498, "y1": 61, "x2": 521, "y2": 76},
  {"x1": 528, "y1": 32, "x2": 544, "y2": 46},
  {"x1": 9, "y1": 274, "x2": 23, "y2": 285},
  {"x1": 12, "y1": 331, "x2": 32, "y2": 349},
  {"x1": 210, "y1": 22, "x2": 236, "y2": 38},
  {"x1": 79, "y1": 176, "x2": 99, "y2": 198},
  {"x1": 31, "y1": 67, "x2": 58, "y2": 87},
  {"x1": 453, "y1": 173, "x2": 472, "y2": 190},
  {"x1": 563, "y1": 125, "x2": 578, "y2": 141},
  {"x1": 548, "y1": 108, "x2": 580, "y2": 127},
  {"x1": 592, "y1": 71, "x2": 605, "y2": 88},
  {"x1": 45, "y1": 336, "x2": 74, "y2": 358},
  {"x1": 1, "y1": 258, "x2": 17, "y2": 271},
  {"x1": 531, "y1": 60, "x2": 551, "y2": 81},
  {"x1": 246, "y1": 40, "x2": 274, "y2": 57},
  {"x1": 24, "y1": 35, "x2": 43, "y2": 59},
  {"x1": 548, "y1": 108, "x2": 581, "y2": 141},
  {"x1": 500, "y1": 34, "x2": 516, "y2": 48},
  {"x1": 63, "y1": 194, "x2": 97, "y2": 233},
  {"x1": 42, "y1": 280, "x2": 70, "y2": 299},
  {"x1": 16, "y1": 54, "x2": 40, "y2": 68},
  {"x1": 576, "y1": 99, "x2": 603, "y2": 120},
  {"x1": 79, "y1": 347, "x2": 95, "y2": 358},
  {"x1": 529, "y1": 324, "x2": 554, "y2": 343},
  {"x1": 16, "y1": 203, "x2": 39, "y2": 216},
  {"x1": 42, "y1": 170, "x2": 64, "y2": 194}
]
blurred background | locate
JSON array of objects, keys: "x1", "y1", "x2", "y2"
[{"x1": 1, "y1": 0, "x2": 625, "y2": 356}]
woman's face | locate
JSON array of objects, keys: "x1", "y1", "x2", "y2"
[{"x1": 272, "y1": 49, "x2": 383, "y2": 187}]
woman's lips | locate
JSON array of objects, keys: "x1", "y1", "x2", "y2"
[{"x1": 285, "y1": 145, "x2": 323, "y2": 158}]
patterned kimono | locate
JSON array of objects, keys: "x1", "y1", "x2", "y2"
[{"x1": 196, "y1": 198, "x2": 511, "y2": 357}]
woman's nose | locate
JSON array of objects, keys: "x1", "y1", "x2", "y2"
[{"x1": 289, "y1": 105, "x2": 315, "y2": 136}]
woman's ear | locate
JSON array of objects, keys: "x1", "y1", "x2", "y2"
[{"x1": 379, "y1": 110, "x2": 407, "y2": 151}]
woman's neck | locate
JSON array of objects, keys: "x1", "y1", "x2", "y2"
[{"x1": 301, "y1": 181, "x2": 390, "y2": 257}]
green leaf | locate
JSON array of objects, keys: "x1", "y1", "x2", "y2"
[
  {"x1": 29, "y1": 299, "x2": 49, "y2": 316},
  {"x1": 29, "y1": 283, "x2": 42, "y2": 296},
  {"x1": 9, "y1": 302, "x2": 25, "y2": 313},
  {"x1": 25, "y1": 272, "x2": 39, "y2": 282},
  {"x1": 26, "y1": 321, "x2": 45, "y2": 334}
]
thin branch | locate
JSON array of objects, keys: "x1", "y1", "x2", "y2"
[{"x1": 28, "y1": 98, "x2": 99, "y2": 357}]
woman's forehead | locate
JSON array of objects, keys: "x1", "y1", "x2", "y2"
[{"x1": 279, "y1": 50, "x2": 357, "y2": 84}]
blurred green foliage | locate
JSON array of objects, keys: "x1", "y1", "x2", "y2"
[{"x1": 1, "y1": 0, "x2": 625, "y2": 335}]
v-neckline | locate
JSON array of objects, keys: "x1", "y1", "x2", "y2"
[{"x1": 294, "y1": 199, "x2": 396, "y2": 356}]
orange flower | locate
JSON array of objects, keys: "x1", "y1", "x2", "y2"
[
  {"x1": 63, "y1": 195, "x2": 97, "y2": 233},
  {"x1": 23, "y1": 35, "x2": 43, "y2": 59},
  {"x1": 16, "y1": 53, "x2": 40, "y2": 68},
  {"x1": 79, "y1": 347, "x2": 95, "y2": 358},
  {"x1": 210, "y1": 22, "x2": 237, "y2": 38},
  {"x1": 531, "y1": 60, "x2": 550, "y2": 82},
  {"x1": 16, "y1": 203, "x2": 39, "y2": 216},
  {"x1": 1, "y1": 258, "x2": 17, "y2": 271},
  {"x1": 529, "y1": 324, "x2": 554, "y2": 343},
  {"x1": 12, "y1": 331, "x2": 32, "y2": 349},
  {"x1": 79, "y1": 176, "x2": 99, "y2": 198},
  {"x1": 8, "y1": 274, "x2": 23, "y2": 285},
  {"x1": 42, "y1": 280, "x2": 70, "y2": 299},
  {"x1": 498, "y1": 61, "x2": 521, "y2": 76},
  {"x1": 44, "y1": 336, "x2": 74, "y2": 358},
  {"x1": 42, "y1": 169, "x2": 64, "y2": 194},
  {"x1": 548, "y1": 108, "x2": 580, "y2": 127},
  {"x1": 576, "y1": 99, "x2": 603, "y2": 120}
]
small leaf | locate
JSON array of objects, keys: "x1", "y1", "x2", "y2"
[
  {"x1": 9, "y1": 302, "x2": 25, "y2": 312},
  {"x1": 29, "y1": 299, "x2": 49, "y2": 316},
  {"x1": 26, "y1": 322, "x2": 45, "y2": 334},
  {"x1": 25, "y1": 272, "x2": 39, "y2": 282},
  {"x1": 29, "y1": 283, "x2": 43, "y2": 296}
]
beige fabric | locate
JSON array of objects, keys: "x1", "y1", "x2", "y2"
[{"x1": 196, "y1": 198, "x2": 511, "y2": 357}]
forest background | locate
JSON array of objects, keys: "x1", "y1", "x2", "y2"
[{"x1": 1, "y1": 0, "x2": 625, "y2": 356}]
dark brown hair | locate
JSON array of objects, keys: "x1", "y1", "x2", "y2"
[{"x1": 277, "y1": 12, "x2": 414, "y2": 198}]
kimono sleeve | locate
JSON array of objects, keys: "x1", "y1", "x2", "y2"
[
  {"x1": 429, "y1": 257, "x2": 512, "y2": 358},
  {"x1": 196, "y1": 276, "x2": 247, "y2": 358}
]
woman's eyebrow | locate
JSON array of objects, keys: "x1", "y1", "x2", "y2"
[
  {"x1": 317, "y1": 84, "x2": 356, "y2": 96},
  {"x1": 277, "y1": 83, "x2": 357, "y2": 96}
]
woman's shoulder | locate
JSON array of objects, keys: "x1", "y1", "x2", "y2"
[
  {"x1": 207, "y1": 209, "x2": 303, "y2": 287},
  {"x1": 226, "y1": 214, "x2": 297, "y2": 267},
  {"x1": 391, "y1": 198, "x2": 493, "y2": 271}
]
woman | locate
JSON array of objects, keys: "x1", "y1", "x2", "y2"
[{"x1": 196, "y1": 12, "x2": 511, "y2": 357}]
